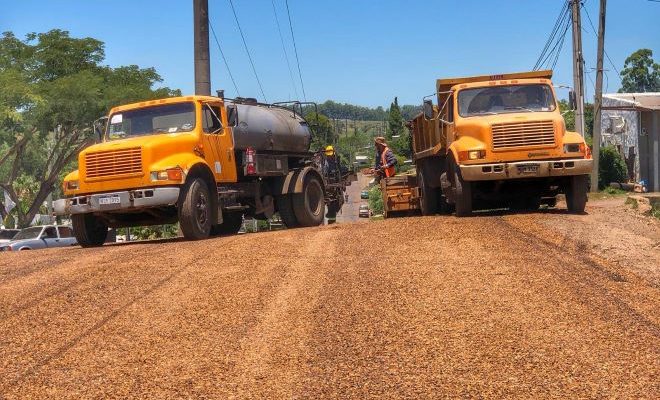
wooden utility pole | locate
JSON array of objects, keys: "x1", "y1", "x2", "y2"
[
  {"x1": 570, "y1": 0, "x2": 586, "y2": 137},
  {"x1": 591, "y1": 0, "x2": 606, "y2": 191},
  {"x1": 194, "y1": 0, "x2": 211, "y2": 95}
]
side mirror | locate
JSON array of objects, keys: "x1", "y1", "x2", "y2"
[
  {"x1": 227, "y1": 104, "x2": 238, "y2": 127},
  {"x1": 423, "y1": 99, "x2": 434, "y2": 120},
  {"x1": 93, "y1": 116, "x2": 107, "y2": 143},
  {"x1": 568, "y1": 90, "x2": 577, "y2": 111}
]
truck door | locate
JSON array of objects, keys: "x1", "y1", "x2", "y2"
[{"x1": 201, "y1": 102, "x2": 237, "y2": 183}]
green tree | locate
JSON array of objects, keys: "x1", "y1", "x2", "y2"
[
  {"x1": 0, "y1": 30, "x2": 180, "y2": 227},
  {"x1": 304, "y1": 111, "x2": 335, "y2": 151},
  {"x1": 619, "y1": 49, "x2": 660, "y2": 93},
  {"x1": 387, "y1": 96, "x2": 404, "y2": 139}
]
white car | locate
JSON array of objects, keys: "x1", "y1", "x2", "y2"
[
  {"x1": 359, "y1": 204, "x2": 371, "y2": 218},
  {"x1": 0, "y1": 225, "x2": 78, "y2": 251}
]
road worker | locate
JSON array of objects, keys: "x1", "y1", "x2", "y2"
[{"x1": 373, "y1": 136, "x2": 397, "y2": 183}]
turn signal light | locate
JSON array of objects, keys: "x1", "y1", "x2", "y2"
[
  {"x1": 65, "y1": 180, "x2": 79, "y2": 190},
  {"x1": 150, "y1": 167, "x2": 184, "y2": 182},
  {"x1": 459, "y1": 150, "x2": 486, "y2": 161}
]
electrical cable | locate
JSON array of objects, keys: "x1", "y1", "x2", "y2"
[
  {"x1": 227, "y1": 0, "x2": 268, "y2": 102},
  {"x1": 285, "y1": 0, "x2": 307, "y2": 101},
  {"x1": 271, "y1": 0, "x2": 300, "y2": 99},
  {"x1": 534, "y1": 2, "x2": 570, "y2": 70},
  {"x1": 209, "y1": 21, "x2": 241, "y2": 96}
]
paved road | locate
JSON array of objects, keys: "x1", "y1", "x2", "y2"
[
  {"x1": 0, "y1": 211, "x2": 658, "y2": 398},
  {"x1": 335, "y1": 173, "x2": 371, "y2": 224}
]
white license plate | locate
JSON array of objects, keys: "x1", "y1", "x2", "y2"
[
  {"x1": 518, "y1": 164, "x2": 540, "y2": 174},
  {"x1": 99, "y1": 195, "x2": 121, "y2": 205}
]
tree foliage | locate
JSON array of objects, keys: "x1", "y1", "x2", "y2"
[
  {"x1": 0, "y1": 30, "x2": 180, "y2": 227},
  {"x1": 619, "y1": 49, "x2": 660, "y2": 93}
]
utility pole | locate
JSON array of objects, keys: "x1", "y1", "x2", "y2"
[
  {"x1": 570, "y1": 0, "x2": 586, "y2": 137},
  {"x1": 193, "y1": 0, "x2": 211, "y2": 95},
  {"x1": 591, "y1": 0, "x2": 606, "y2": 192}
]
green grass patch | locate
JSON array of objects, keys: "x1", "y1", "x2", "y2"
[
  {"x1": 625, "y1": 197, "x2": 639, "y2": 210},
  {"x1": 651, "y1": 204, "x2": 660, "y2": 220}
]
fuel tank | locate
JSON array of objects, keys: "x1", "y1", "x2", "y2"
[{"x1": 232, "y1": 103, "x2": 312, "y2": 153}]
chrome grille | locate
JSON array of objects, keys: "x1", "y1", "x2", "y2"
[
  {"x1": 491, "y1": 120, "x2": 555, "y2": 150},
  {"x1": 85, "y1": 147, "x2": 142, "y2": 179}
]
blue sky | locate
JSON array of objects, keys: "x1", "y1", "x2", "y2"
[{"x1": 2, "y1": 1, "x2": 658, "y2": 107}]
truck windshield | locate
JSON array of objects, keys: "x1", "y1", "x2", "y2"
[
  {"x1": 107, "y1": 102, "x2": 196, "y2": 140},
  {"x1": 458, "y1": 84, "x2": 556, "y2": 117}
]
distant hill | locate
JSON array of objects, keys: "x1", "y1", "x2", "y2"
[{"x1": 305, "y1": 100, "x2": 421, "y2": 121}]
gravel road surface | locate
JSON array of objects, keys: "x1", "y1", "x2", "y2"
[{"x1": 1, "y1": 200, "x2": 658, "y2": 398}]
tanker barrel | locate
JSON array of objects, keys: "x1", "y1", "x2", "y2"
[{"x1": 232, "y1": 103, "x2": 312, "y2": 153}]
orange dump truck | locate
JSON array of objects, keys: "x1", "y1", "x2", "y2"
[
  {"x1": 54, "y1": 95, "x2": 353, "y2": 246},
  {"x1": 407, "y1": 70, "x2": 593, "y2": 216}
]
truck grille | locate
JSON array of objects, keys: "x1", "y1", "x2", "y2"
[
  {"x1": 85, "y1": 148, "x2": 143, "y2": 179},
  {"x1": 491, "y1": 120, "x2": 556, "y2": 150}
]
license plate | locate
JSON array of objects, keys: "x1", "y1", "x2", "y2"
[
  {"x1": 518, "y1": 164, "x2": 540, "y2": 174},
  {"x1": 99, "y1": 195, "x2": 120, "y2": 205}
]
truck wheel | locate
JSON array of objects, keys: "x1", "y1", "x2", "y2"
[
  {"x1": 179, "y1": 178, "x2": 212, "y2": 240},
  {"x1": 276, "y1": 195, "x2": 299, "y2": 228},
  {"x1": 210, "y1": 212, "x2": 243, "y2": 236},
  {"x1": 566, "y1": 175, "x2": 588, "y2": 214},
  {"x1": 453, "y1": 163, "x2": 473, "y2": 217},
  {"x1": 72, "y1": 213, "x2": 108, "y2": 247},
  {"x1": 418, "y1": 168, "x2": 439, "y2": 215},
  {"x1": 293, "y1": 174, "x2": 325, "y2": 227}
]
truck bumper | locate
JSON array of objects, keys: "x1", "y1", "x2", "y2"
[
  {"x1": 459, "y1": 159, "x2": 593, "y2": 182},
  {"x1": 53, "y1": 187, "x2": 180, "y2": 216}
]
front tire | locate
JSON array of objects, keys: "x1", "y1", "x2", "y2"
[
  {"x1": 179, "y1": 178, "x2": 212, "y2": 240},
  {"x1": 452, "y1": 160, "x2": 472, "y2": 217},
  {"x1": 72, "y1": 213, "x2": 108, "y2": 247},
  {"x1": 566, "y1": 175, "x2": 588, "y2": 213},
  {"x1": 293, "y1": 174, "x2": 325, "y2": 227}
]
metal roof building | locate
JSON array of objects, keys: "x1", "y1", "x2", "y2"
[{"x1": 601, "y1": 93, "x2": 660, "y2": 192}]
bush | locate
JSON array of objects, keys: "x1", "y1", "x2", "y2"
[
  {"x1": 598, "y1": 146, "x2": 627, "y2": 190},
  {"x1": 368, "y1": 185, "x2": 384, "y2": 216}
]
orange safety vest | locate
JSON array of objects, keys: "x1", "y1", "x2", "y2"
[{"x1": 381, "y1": 147, "x2": 395, "y2": 178}]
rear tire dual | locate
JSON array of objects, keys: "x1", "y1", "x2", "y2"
[
  {"x1": 565, "y1": 175, "x2": 588, "y2": 214},
  {"x1": 418, "y1": 168, "x2": 439, "y2": 216},
  {"x1": 276, "y1": 194, "x2": 299, "y2": 228},
  {"x1": 72, "y1": 213, "x2": 108, "y2": 247},
  {"x1": 293, "y1": 174, "x2": 325, "y2": 227}
]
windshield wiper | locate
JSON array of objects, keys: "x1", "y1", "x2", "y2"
[{"x1": 505, "y1": 106, "x2": 534, "y2": 112}]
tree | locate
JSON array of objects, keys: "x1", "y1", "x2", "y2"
[
  {"x1": 0, "y1": 30, "x2": 180, "y2": 227},
  {"x1": 304, "y1": 111, "x2": 335, "y2": 151},
  {"x1": 619, "y1": 49, "x2": 660, "y2": 93},
  {"x1": 387, "y1": 97, "x2": 404, "y2": 139}
]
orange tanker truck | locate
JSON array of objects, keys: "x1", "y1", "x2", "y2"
[
  {"x1": 405, "y1": 70, "x2": 593, "y2": 216},
  {"x1": 54, "y1": 95, "x2": 353, "y2": 246}
]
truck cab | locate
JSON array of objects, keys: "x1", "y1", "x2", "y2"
[{"x1": 411, "y1": 70, "x2": 593, "y2": 216}]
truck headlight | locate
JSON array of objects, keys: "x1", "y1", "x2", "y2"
[
  {"x1": 151, "y1": 167, "x2": 184, "y2": 182},
  {"x1": 563, "y1": 144, "x2": 581, "y2": 153},
  {"x1": 66, "y1": 180, "x2": 79, "y2": 190},
  {"x1": 468, "y1": 150, "x2": 486, "y2": 160}
]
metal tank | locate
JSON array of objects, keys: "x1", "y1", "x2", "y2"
[{"x1": 232, "y1": 103, "x2": 312, "y2": 153}]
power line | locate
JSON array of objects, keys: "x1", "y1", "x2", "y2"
[
  {"x1": 271, "y1": 0, "x2": 299, "y2": 99},
  {"x1": 209, "y1": 21, "x2": 240, "y2": 96},
  {"x1": 227, "y1": 0, "x2": 268, "y2": 102},
  {"x1": 534, "y1": 2, "x2": 570, "y2": 70},
  {"x1": 582, "y1": 4, "x2": 620, "y2": 76},
  {"x1": 285, "y1": 0, "x2": 307, "y2": 101}
]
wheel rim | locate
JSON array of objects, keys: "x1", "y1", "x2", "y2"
[
  {"x1": 307, "y1": 180, "x2": 323, "y2": 216},
  {"x1": 196, "y1": 191, "x2": 209, "y2": 227}
]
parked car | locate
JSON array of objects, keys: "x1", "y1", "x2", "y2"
[
  {"x1": 0, "y1": 225, "x2": 77, "y2": 251},
  {"x1": 360, "y1": 190, "x2": 369, "y2": 199},
  {"x1": 359, "y1": 204, "x2": 371, "y2": 218},
  {"x1": 0, "y1": 229, "x2": 20, "y2": 245}
]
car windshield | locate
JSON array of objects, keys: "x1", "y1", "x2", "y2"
[
  {"x1": 107, "y1": 102, "x2": 196, "y2": 140},
  {"x1": 12, "y1": 227, "x2": 43, "y2": 240},
  {"x1": 458, "y1": 84, "x2": 556, "y2": 117}
]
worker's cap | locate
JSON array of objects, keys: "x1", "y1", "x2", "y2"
[
  {"x1": 324, "y1": 145, "x2": 335, "y2": 155},
  {"x1": 374, "y1": 136, "x2": 387, "y2": 146}
]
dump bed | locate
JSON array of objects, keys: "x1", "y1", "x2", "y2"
[{"x1": 380, "y1": 174, "x2": 420, "y2": 218}]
